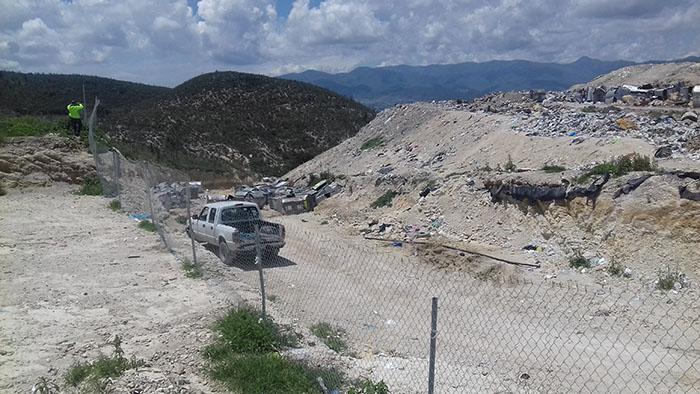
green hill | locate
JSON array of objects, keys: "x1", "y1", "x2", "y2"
[{"x1": 0, "y1": 70, "x2": 375, "y2": 180}]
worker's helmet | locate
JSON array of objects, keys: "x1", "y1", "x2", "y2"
[{"x1": 71, "y1": 99, "x2": 78, "y2": 104}]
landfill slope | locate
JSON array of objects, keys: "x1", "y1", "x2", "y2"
[
  {"x1": 286, "y1": 97, "x2": 700, "y2": 283},
  {"x1": 571, "y1": 62, "x2": 700, "y2": 89}
]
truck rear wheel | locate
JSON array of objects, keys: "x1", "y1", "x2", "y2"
[{"x1": 219, "y1": 240, "x2": 235, "y2": 265}]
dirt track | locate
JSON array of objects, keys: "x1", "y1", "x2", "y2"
[
  {"x1": 0, "y1": 185, "x2": 242, "y2": 393},
  {"x1": 1, "y1": 185, "x2": 698, "y2": 393}
]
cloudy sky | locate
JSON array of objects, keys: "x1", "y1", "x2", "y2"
[{"x1": 1, "y1": 0, "x2": 699, "y2": 86}]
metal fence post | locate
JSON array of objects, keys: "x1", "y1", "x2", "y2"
[
  {"x1": 112, "y1": 149, "x2": 121, "y2": 202},
  {"x1": 428, "y1": 297, "x2": 438, "y2": 394},
  {"x1": 254, "y1": 223, "x2": 267, "y2": 317},
  {"x1": 186, "y1": 182, "x2": 197, "y2": 265}
]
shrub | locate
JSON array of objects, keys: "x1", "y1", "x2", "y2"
[
  {"x1": 65, "y1": 336, "x2": 144, "y2": 390},
  {"x1": 542, "y1": 165, "x2": 566, "y2": 173},
  {"x1": 0, "y1": 183, "x2": 6, "y2": 196},
  {"x1": 370, "y1": 191, "x2": 398, "y2": 209},
  {"x1": 580, "y1": 153, "x2": 656, "y2": 182},
  {"x1": 348, "y1": 379, "x2": 390, "y2": 394},
  {"x1": 182, "y1": 258, "x2": 202, "y2": 279},
  {"x1": 77, "y1": 176, "x2": 103, "y2": 196},
  {"x1": 137, "y1": 220, "x2": 157, "y2": 232},
  {"x1": 310, "y1": 322, "x2": 348, "y2": 353},
  {"x1": 360, "y1": 137, "x2": 384, "y2": 151},
  {"x1": 108, "y1": 199, "x2": 121, "y2": 211},
  {"x1": 569, "y1": 252, "x2": 590, "y2": 269}
]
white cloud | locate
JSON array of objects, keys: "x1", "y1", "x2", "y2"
[{"x1": 0, "y1": 0, "x2": 698, "y2": 85}]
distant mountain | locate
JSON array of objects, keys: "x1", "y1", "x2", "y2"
[
  {"x1": 282, "y1": 57, "x2": 700, "y2": 109},
  {"x1": 0, "y1": 71, "x2": 375, "y2": 180},
  {"x1": 0, "y1": 71, "x2": 169, "y2": 116}
]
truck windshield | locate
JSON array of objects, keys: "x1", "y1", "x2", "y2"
[{"x1": 220, "y1": 206, "x2": 260, "y2": 223}]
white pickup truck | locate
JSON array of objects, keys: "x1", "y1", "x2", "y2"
[{"x1": 186, "y1": 201, "x2": 285, "y2": 264}]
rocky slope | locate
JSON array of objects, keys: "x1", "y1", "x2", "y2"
[
  {"x1": 0, "y1": 136, "x2": 94, "y2": 187},
  {"x1": 571, "y1": 62, "x2": 700, "y2": 89},
  {"x1": 286, "y1": 94, "x2": 700, "y2": 285}
]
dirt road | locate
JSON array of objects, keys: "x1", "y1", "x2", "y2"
[
  {"x1": 0, "y1": 185, "x2": 244, "y2": 393},
  {"x1": 1, "y1": 185, "x2": 697, "y2": 393}
]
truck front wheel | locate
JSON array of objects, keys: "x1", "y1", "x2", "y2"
[{"x1": 219, "y1": 240, "x2": 235, "y2": 265}]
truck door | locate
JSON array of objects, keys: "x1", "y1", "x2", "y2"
[
  {"x1": 204, "y1": 208, "x2": 217, "y2": 243},
  {"x1": 193, "y1": 207, "x2": 209, "y2": 241}
]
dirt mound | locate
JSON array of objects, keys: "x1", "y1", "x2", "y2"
[
  {"x1": 0, "y1": 136, "x2": 94, "y2": 188},
  {"x1": 572, "y1": 62, "x2": 700, "y2": 89},
  {"x1": 285, "y1": 102, "x2": 700, "y2": 283}
]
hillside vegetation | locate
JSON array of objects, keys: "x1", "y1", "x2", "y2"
[
  {"x1": 0, "y1": 71, "x2": 374, "y2": 180},
  {"x1": 0, "y1": 71, "x2": 168, "y2": 116},
  {"x1": 106, "y1": 71, "x2": 374, "y2": 179}
]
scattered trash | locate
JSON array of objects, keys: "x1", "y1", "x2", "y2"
[
  {"x1": 128, "y1": 213, "x2": 150, "y2": 222},
  {"x1": 623, "y1": 267, "x2": 633, "y2": 278},
  {"x1": 392, "y1": 241, "x2": 403, "y2": 247},
  {"x1": 523, "y1": 244, "x2": 543, "y2": 252},
  {"x1": 568, "y1": 131, "x2": 577, "y2": 136}
]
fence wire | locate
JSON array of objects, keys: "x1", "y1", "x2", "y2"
[{"x1": 89, "y1": 107, "x2": 700, "y2": 394}]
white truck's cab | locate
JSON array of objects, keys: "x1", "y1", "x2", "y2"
[{"x1": 188, "y1": 201, "x2": 285, "y2": 264}]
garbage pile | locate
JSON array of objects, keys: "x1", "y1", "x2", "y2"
[
  {"x1": 576, "y1": 82, "x2": 699, "y2": 107},
  {"x1": 512, "y1": 107, "x2": 699, "y2": 159},
  {"x1": 226, "y1": 175, "x2": 343, "y2": 215},
  {"x1": 150, "y1": 181, "x2": 201, "y2": 210}
]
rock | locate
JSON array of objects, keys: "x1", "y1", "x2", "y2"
[
  {"x1": 654, "y1": 145, "x2": 673, "y2": 158},
  {"x1": 623, "y1": 267, "x2": 633, "y2": 278},
  {"x1": 681, "y1": 111, "x2": 698, "y2": 122}
]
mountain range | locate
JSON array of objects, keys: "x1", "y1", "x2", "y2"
[{"x1": 282, "y1": 56, "x2": 700, "y2": 109}]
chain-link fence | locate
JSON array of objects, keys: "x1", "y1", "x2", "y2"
[{"x1": 88, "y1": 105, "x2": 699, "y2": 393}]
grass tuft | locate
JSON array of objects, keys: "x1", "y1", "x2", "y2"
[
  {"x1": 65, "y1": 335, "x2": 144, "y2": 390},
  {"x1": 360, "y1": 137, "x2": 384, "y2": 151},
  {"x1": 348, "y1": 379, "x2": 390, "y2": 394},
  {"x1": 370, "y1": 191, "x2": 398, "y2": 209},
  {"x1": 542, "y1": 165, "x2": 566, "y2": 173},
  {"x1": 569, "y1": 252, "x2": 591, "y2": 269},
  {"x1": 504, "y1": 154, "x2": 517, "y2": 172},
  {"x1": 0, "y1": 116, "x2": 67, "y2": 140},
  {"x1": 77, "y1": 176, "x2": 103, "y2": 196},
  {"x1": 607, "y1": 260, "x2": 624, "y2": 276},
  {"x1": 657, "y1": 268, "x2": 687, "y2": 291},
  {"x1": 205, "y1": 308, "x2": 352, "y2": 393},
  {"x1": 208, "y1": 353, "x2": 344, "y2": 394},
  {"x1": 310, "y1": 322, "x2": 348, "y2": 353},
  {"x1": 108, "y1": 199, "x2": 121, "y2": 211},
  {"x1": 578, "y1": 153, "x2": 656, "y2": 183},
  {"x1": 182, "y1": 258, "x2": 202, "y2": 279},
  {"x1": 205, "y1": 308, "x2": 297, "y2": 356},
  {"x1": 137, "y1": 220, "x2": 157, "y2": 232}
]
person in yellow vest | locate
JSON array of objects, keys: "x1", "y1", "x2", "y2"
[{"x1": 67, "y1": 100, "x2": 84, "y2": 136}]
